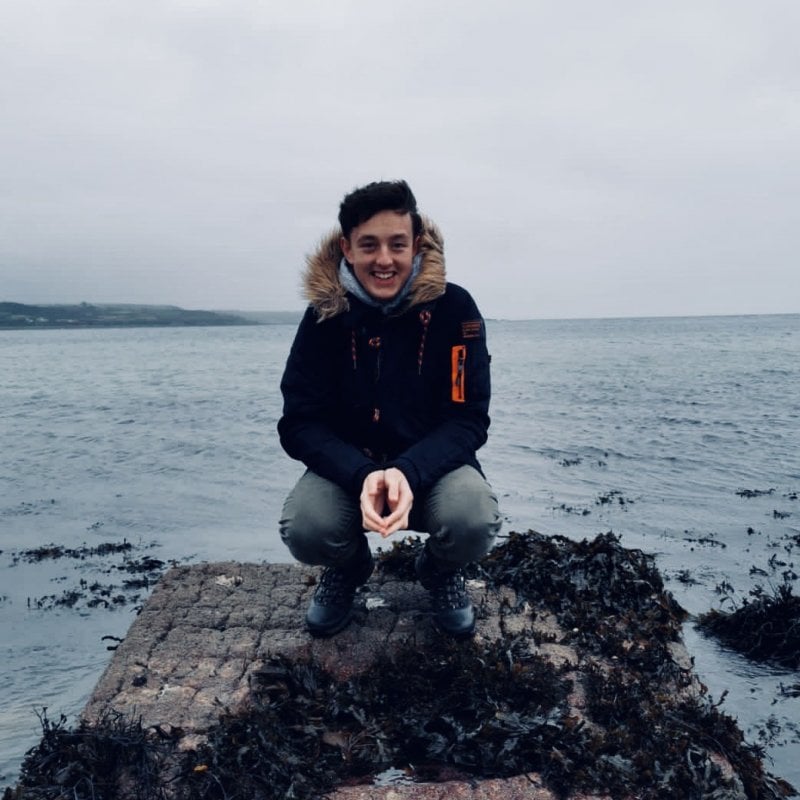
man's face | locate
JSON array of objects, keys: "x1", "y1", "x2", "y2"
[{"x1": 341, "y1": 210, "x2": 419, "y2": 302}]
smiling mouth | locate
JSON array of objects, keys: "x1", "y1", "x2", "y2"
[{"x1": 372, "y1": 271, "x2": 396, "y2": 280}]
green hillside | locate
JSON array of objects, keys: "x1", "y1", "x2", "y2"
[{"x1": 0, "y1": 302, "x2": 258, "y2": 329}]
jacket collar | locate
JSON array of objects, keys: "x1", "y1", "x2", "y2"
[{"x1": 302, "y1": 216, "x2": 446, "y2": 321}]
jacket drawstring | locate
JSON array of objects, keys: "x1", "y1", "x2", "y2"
[{"x1": 418, "y1": 310, "x2": 432, "y2": 374}]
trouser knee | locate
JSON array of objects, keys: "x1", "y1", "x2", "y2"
[
  {"x1": 421, "y1": 466, "x2": 502, "y2": 569},
  {"x1": 280, "y1": 470, "x2": 363, "y2": 567},
  {"x1": 431, "y1": 504, "x2": 500, "y2": 564}
]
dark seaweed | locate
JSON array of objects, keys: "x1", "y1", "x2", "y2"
[
  {"x1": 553, "y1": 503, "x2": 592, "y2": 516},
  {"x1": 14, "y1": 542, "x2": 133, "y2": 563},
  {"x1": 698, "y1": 582, "x2": 800, "y2": 669},
  {"x1": 183, "y1": 636, "x2": 576, "y2": 799},
  {"x1": 471, "y1": 530, "x2": 688, "y2": 673},
  {"x1": 582, "y1": 664, "x2": 777, "y2": 799},
  {"x1": 3, "y1": 709, "x2": 172, "y2": 800},
  {"x1": 684, "y1": 534, "x2": 727, "y2": 549},
  {"x1": 595, "y1": 490, "x2": 633, "y2": 507},
  {"x1": 15, "y1": 541, "x2": 175, "y2": 612}
]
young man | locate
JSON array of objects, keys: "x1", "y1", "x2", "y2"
[{"x1": 278, "y1": 180, "x2": 501, "y2": 638}]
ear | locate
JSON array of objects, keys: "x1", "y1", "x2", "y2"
[
  {"x1": 340, "y1": 235, "x2": 352, "y2": 263},
  {"x1": 412, "y1": 235, "x2": 421, "y2": 257}
]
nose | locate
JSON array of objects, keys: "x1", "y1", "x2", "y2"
[{"x1": 376, "y1": 245, "x2": 393, "y2": 266}]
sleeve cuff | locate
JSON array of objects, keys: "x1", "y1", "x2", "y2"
[
  {"x1": 386, "y1": 457, "x2": 421, "y2": 495},
  {"x1": 352, "y1": 463, "x2": 379, "y2": 497}
]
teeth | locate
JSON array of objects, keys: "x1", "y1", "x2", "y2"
[{"x1": 374, "y1": 272, "x2": 393, "y2": 279}]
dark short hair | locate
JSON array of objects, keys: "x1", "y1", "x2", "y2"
[{"x1": 338, "y1": 180, "x2": 423, "y2": 240}]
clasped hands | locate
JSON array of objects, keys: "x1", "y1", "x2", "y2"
[{"x1": 360, "y1": 467, "x2": 414, "y2": 538}]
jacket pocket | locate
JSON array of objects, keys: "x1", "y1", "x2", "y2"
[{"x1": 451, "y1": 345, "x2": 466, "y2": 403}]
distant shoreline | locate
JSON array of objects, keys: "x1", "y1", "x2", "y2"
[
  {"x1": 3, "y1": 302, "x2": 795, "y2": 330},
  {"x1": 0, "y1": 302, "x2": 302, "y2": 330}
]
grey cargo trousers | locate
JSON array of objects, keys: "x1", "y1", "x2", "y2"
[{"x1": 280, "y1": 465, "x2": 501, "y2": 570}]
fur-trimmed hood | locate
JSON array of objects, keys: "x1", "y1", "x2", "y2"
[{"x1": 302, "y1": 216, "x2": 446, "y2": 321}]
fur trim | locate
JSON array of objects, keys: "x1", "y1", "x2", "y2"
[{"x1": 302, "y1": 216, "x2": 446, "y2": 321}]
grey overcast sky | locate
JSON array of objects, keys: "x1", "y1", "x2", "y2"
[{"x1": 1, "y1": 1, "x2": 799, "y2": 320}]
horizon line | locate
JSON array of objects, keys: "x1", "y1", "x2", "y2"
[{"x1": 3, "y1": 300, "x2": 797, "y2": 325}]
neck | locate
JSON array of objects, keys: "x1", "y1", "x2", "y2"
[{"x1": 339, "y1": 254, "x2": 422, "y2": 314}]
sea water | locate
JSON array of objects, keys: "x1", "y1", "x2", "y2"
[{"x1": 1, "y1": 315, "x2": 799, "y2": 787}]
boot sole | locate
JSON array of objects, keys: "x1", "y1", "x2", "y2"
[{"x1": 306, "y1": 608, "x2": 354, "y2": 637}]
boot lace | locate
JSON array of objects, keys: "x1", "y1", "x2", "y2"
[
  {"x1": 314, "y1": 567, "x2": 357, "y2": 607},
  {"x1": 430, "y1": 571, "x2": 470, "y2": 610}
]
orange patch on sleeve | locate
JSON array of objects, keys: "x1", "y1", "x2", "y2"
[{"x1": 451, "y1": 345, "x2": 466, "y2": 403}]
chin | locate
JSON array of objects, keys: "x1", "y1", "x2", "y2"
[{"x1": 369, "y1": 285, "x2": 400, "y2": 301}]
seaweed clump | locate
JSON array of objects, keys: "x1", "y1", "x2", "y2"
[
  {"x1": 580, "y1": 663, "x2": 786, "y2": 799},
  {"x1": 14, "y1": 541, "x2": 134, "y2": 563},
  {"x1": 475, "y1": 530, "x2": 688, "y2": 673},
  {"x1": 12, "y1": 540, "x2": 174, "y2": 612},
  {"x1": 183, "y1": 635, "x2": 578, "y2": 798},
  {"x1": 3, "y1": 709, "x2": 171, "y2": 800},
  {"x1": 698, "y1": 582, "x2": 800, "y2": 669}
]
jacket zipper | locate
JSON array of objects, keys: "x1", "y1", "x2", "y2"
[
  {"x1": 368, "y1": 334, "x2": 382, "y2": 421},
  {"x1": 368, "y1": 336, "x2": 382, "y2": 383}
]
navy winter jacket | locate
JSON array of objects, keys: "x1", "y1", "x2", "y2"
[{"x1": 277, "y1": 221, "x2": 491, "y2": 498}]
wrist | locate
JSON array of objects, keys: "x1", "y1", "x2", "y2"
[{"x1": 385, "y1": 459, "x2": 418, "y2": 494}]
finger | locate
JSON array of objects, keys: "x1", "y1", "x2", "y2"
[
  {"x1": 380, "y1": 514, "x2": 409, "y2": 537},
  {"x1": 386, "y1": 484, "x2": 414, "y2": 511},
  {"x1": 380, "y1": 508, "x2": 404, "y2": 529},
  {"x1": 361, "y1": 491, "x2": 392, "y2": 530},
  {"x1": 380, "y1": 505, "x2": 410, "y2": 534},
  {"x1": 361, "y1": 506, "x2": 385, "y2": 532}
]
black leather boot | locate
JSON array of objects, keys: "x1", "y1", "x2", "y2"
[
  {"x1": 415, "y1": 544, "x2": 475, "y2": 637},
  {"x1": 306, "y1": 541, "x2": 374, "y2": 637}
]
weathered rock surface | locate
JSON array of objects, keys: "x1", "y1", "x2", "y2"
[
  {"x1": 86, "y1": 562, "x2": 583, "y2": 754},
  {"x1": 79, "y1": 553, "x2": 733, "y2": 800}
]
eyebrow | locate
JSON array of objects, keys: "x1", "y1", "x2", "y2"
[{"x1": 355, "y1": 233, "x2": 410, "y2": 245}]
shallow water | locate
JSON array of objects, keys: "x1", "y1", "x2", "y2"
[{"x1": 1, "y1": 315, "x2": 799, "y2": 787}]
